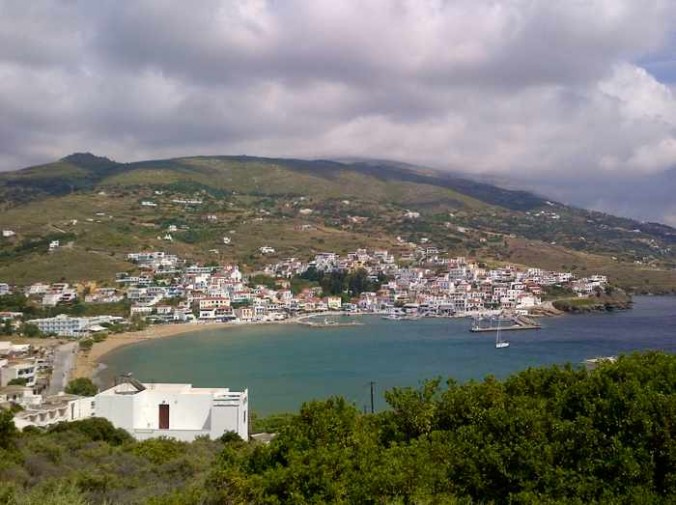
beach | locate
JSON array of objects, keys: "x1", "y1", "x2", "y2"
[
  {"x1": 72, "y1": 322, "x2": 230, "y2": 379},
  {"x1": 72, "y1": 316, "x2": 312, "y2": 380}
]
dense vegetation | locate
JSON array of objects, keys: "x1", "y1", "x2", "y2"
[
  {"x1": 0, "y1": 352, "x2": 674, "y2": 504},
  {"x1": 299, "y1": 267, "x2": 386, "y2": 298}
]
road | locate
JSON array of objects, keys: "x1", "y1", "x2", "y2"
[{"x1": 47, "y1": 342, "x2": 77, "y2": 396}]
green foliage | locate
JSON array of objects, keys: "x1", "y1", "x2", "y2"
[
  {"x1": 64, "y1": 377, "x2": 98, "y2": 397},
  {"x1": 7, "y1": 378, "x2": 28, "y2": 386},
  {"x1": 47, "y1": 418, "x2": 132, "y2": 446},
  {"x1": 78, "y1": 339, "x2": 93, "y2": 351},
  {"x1": 0, "y1": 408, "x2": 17, "y2": 450},
  {"x1": 0, "y1": 353, "x2": 674, "y2": 504},
  {"x1": 299, "y1": 267, "x2": 385, "y2": 297},
  {"x1": 0, "y1": 319, "x2": 14, "y2": 336},
  {"x1": 132, "y1": 437, "x2": 187, "y2": 465},
  {"x1": 0, "y1": 481, "x2": 91, "y2": 505},
  {"x1": 542, "y1": 285, "x2": 577, "y2": 300},
  {"x1": 250, "y1": 412, "x2": 295, "y2": 433},
  {"x1": 219, "y1": 431, "x2": 244, "y2": 444},
  {"x1": 19, "y1": 323, "x2": 42, "y2": 338},
  {"x1": 226, "y1": 352, "x2": 676, "y2": 503}
]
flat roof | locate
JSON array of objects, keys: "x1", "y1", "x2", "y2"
[{"x1": 99, "y1": 382, "x2": 242, "y2": 396}]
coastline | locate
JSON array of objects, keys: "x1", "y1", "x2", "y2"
[
  {"x1": 73, "y1": 316, "x2": 311, "y2": 380},
  {"x1": 70, "y1": 306, "x2": 574, "y2": 382},
  {"x1": 72, "y1": 322, "x2": 237, "y2": 380}
]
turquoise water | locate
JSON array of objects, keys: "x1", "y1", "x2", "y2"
[{"x1": 102, "y1": 296, "x2": 675, "y2": 415}]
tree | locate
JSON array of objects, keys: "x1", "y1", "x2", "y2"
[
  {"x1": 0, "y1": 408, "x2": 17, "y2": 449},
  {"x1": 65, "y1": 377, "x2": 98, "y2": 397},
  {"x1": 19, "y1": 323, "x2": 42, "y2": 338},
  {"x1": 0, "y1": 319, "x2": 14, "y2": 336}
]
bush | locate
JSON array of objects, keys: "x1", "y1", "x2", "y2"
[
  {"x1": 0, "y1": 408, "x2": 17, "y2": 450},
  {"x1": 47, "y1": 418, "x2": 132, "y2": 446},
  {"x1": 132, "y1": 438, "x2": 187, "y2": 465},
  {"x1": 64, "y1": 378, "x2": 98, "y2": 397},
  {"x1": 7, "y1": 378, "x2": 28, "y2": 386},
  {"x1": 219, "y1": 431, "x2": 243, "y2": 444}
]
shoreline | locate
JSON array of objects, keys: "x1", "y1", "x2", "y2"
[
  {"x1": 73, "y1": 316, "x2": 313, "y2": 380},
  {"x1": 70, "y1": 307, "x2": 571, "y2": 381},
  {"x1": 72, "y1": 322, "x2": 238, "y2": 380}
]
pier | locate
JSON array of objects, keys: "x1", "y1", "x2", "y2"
[
  {"x1": 470, "y1": 315, "x2": 541, "y2": 333},
  {"x1": 298, "y1": 316, "x2": 364, "y2": 328}
]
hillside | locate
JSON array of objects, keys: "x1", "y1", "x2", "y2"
[{"x1": 0, "y1": 153, "x2": 674, "y2": 291}]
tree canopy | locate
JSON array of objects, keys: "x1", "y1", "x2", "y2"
[{"x1": 0, "y1": 352, "x2": 674, "y2": 504}]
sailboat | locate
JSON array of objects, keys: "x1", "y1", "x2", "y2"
[{"x1": 495, "y1": 316, "x2": 510, "y2": 349}]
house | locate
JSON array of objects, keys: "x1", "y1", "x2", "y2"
[
  {"x1": 94, "y1": 379, "x2": 248, "y2": 441},
  {"x1": 12, "y1": 393, "x2": 95, "y2": 429},
  {"x1": 29, "y1": 314, "x2": 123, "y2": 337},
  {"x1": 198, "y1": 297, "x2": 231, "y2": 310},
  {"x1": 327, "y1": 297, "x2": 342, "y2": 310},
  {"x1": 0, "y1": 359, "x2": 37, "y2": 387},
  {"x1": 0, "y1": 385, "x2": 41, "y2": 408},
  {"x1": 234, "y1": 307, "x2": 254, "y2": 322}
]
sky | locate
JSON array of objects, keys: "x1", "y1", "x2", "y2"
[{"x1": 1, "y1": 0, "x2": 675, "y2": 225}]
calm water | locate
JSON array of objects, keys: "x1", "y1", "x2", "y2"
[{"x1": 102, "y1": 296, "x2": 675, "y2": 415}]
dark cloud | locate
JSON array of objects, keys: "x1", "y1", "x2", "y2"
[{"x1": 0, "y1": 0, "x2": 675, "y2": 223}]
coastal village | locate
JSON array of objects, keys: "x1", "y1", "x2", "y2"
[{"x1": 0, "y1": 247, "x2": 610, "y2": 436}]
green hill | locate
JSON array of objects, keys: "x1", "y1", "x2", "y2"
[{"x1": 0, "y1": 153, "x2": 674, "y2": 291}]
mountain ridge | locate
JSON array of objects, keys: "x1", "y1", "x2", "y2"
[{"x1": 0, "y1": 153, "x2": 673, "y2": 291}]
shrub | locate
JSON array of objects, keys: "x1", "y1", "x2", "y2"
[
  {"x1": 64, "y1": 378, "x2": 98, "y2": 397},
  {"x1": 47, "y1": 418, "x2": 132, "y2": 446}
]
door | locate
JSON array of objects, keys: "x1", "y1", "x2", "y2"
[{"x1": 159, "y1": 404, "x2": 170, "y2": 429}]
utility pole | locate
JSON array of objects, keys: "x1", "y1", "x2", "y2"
[{"x1": 369, "y1": 381, "x2": 375, "y2": 414}]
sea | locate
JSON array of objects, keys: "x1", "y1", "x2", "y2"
[{"x1": 100, "y1": 296, "x2": 675, "y2": 415}]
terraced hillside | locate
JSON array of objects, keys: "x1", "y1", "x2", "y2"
[{"x1": 0, "y1": 153, "x2": 674, "y2": 291}]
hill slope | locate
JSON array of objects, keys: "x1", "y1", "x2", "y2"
[{"x1": 0, "y1": 153, "x2": 674, "y2": 291}]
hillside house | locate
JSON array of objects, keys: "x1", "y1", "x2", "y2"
[{"x1": 95, "y1": 380, "x2": 248, "y2": 441}]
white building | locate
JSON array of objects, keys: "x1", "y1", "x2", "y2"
[
  {"x1": 0, "y1": 359, "x2": 37, "y2": 387},
  {"x1": 95, "y1": 380, "x2": 249, "y2": 441},
  {"x1": 13, "y1": 394, "x2": 95, "y2": 429},
  {"x1": 29, "y1": 314, "x2": 124, "y2": 337}
]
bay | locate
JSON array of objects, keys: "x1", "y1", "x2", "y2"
[{"x1": 101, "y1": 296, "x2": 675, "y2": 415}]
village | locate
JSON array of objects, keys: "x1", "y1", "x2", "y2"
[{"x1": 0, "y1": 247, "x2": 610, "y2": 436}]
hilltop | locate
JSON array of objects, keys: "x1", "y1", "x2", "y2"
[{"x1": 0, "y1": 153, "x2": 674, "y2": 291}]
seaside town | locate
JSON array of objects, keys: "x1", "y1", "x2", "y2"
[{"x1": 0, "y1": 246, "x2": 612, "y2": 436}]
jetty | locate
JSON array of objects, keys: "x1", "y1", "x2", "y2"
[
  {"x1": 299, "y1": 317, "x2": 363, "y2": 328},
  {"x1": 470, "y1": 315, "x2": 541, "y2": 333}
]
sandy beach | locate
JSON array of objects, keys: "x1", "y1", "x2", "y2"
[
  {"x1": 71, "y1": 316, "x2": 311, "y2": 380},
  {"x1": 72, "y1": 322, "x2": 232, "y2": 380}
]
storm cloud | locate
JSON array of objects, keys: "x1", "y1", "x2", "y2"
[{"x1": 1, "y1": 0, "x2": 675, "y2": 223}]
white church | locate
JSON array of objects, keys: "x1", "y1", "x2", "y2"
[{"x1": 94, "y1": 378, "x2": 249, "y2": 441}]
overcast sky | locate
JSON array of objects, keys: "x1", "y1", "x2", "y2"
[{"x1": 1, "y1": 0, "x2": 675, "y2": 224}]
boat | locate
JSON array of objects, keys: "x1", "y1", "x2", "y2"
[{"x1": 495, "y1": 318, "x2": 509, "y2": 349}]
